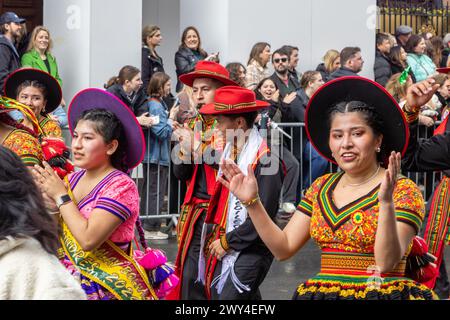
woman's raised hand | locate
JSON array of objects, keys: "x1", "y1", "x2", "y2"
[
  {"x1": 378, "y1": 151, "x2": 401, "y2": 204},
  {"x1": 217, "y1": 160, "x2": 259, "y2": 203}
]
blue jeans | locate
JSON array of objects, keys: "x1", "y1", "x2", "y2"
[{"x1": 302, "y1": 141, "x2": 328, "y2": 189}]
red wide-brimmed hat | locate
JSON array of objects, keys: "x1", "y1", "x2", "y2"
[
  {"x1": 179, "y1": 61, "x2": 238, "y2": 87},
  {"x1": 68, "y1": 88, "x2": 145, "y2": 169},
  {"x1": 199, "y1": 86, "x2": 269, "y2": 115},
  {"x1": 305, "y1": 76, "x2": 409, "y2": 165},
  {"x1": 436, "y1": 67, "x2": 450, "y2": 74},
  {"x1": 4, "y1": 68, "x2": 62, "y2": 114}
]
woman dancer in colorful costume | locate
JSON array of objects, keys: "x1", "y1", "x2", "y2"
[
  {"x1": 4, "y1": 68, "x2": 63, "y2": 138},
  {"x1": 218, "y1": 76, "x2": 437, "y2": 300},
  {"x1": 32, "y1": 89, "x2": 158, "y2": 300},
  {"x1": 0, "y1": 95, "x2": 42, "y2": 167}
]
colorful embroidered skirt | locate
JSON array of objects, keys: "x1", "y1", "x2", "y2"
[{"x1": 292, "y1": 251, "x2": 438, "y2": 300}]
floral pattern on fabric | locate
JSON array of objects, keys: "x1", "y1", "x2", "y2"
[
  {"x1": 2, "y1": 128, "x2": 43, "y2": 166},
  {"x1": 40, "y1": 117, "x2": 62, "y2": 138},
  {"x1": 297, "y1": 173, "x2": 424, "y2": 253},
  {"x1": 294, "y1": 173, "x2": 436, "y2": 300}
]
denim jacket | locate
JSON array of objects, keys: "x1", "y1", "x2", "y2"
[{"x1": 143, "y1": 98, "x2": 173, "y2": 166}]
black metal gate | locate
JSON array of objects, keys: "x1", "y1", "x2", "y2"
[{"x1": 378, "y1": 0, "x2": 450, "y2": 36}]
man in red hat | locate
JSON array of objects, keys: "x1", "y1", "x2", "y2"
[
  {"x1": 171, "y1": 60, "x2": 237, "y2": 300},
  {"x1": 198, "y1": 86, "x2": 284, "y2": 300}
]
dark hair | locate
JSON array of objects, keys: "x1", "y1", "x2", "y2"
[
  {"x1": 223, "y1": 111, "x2": 258, "y2": 129},
  {"x1": 328, "y1": 101, "x2": 386, "y2": 164},
  {"x1": 340, "y1": 47, "x2": 361, "y2": 65},
  {"x1": 226, "y1": 62, "x2": 246, "y2": 87},
  {"x1": 389, "y1": 45, "x2": 406, "y2": 68},
  {"x1": 280, "y1": 45, "x2": 299, "y2": 58},
  {"x1": 15, "y1": 80, "x2": 49, "y2": 116},
  {"x1": 255, "y1": 77, "x2": 278, "y2": 93},
  {"x1": 247, "y1": 42, "x2": 271, "y2": 67},
  {"x1": 74, "y1": 109, "x2": 128, "y2": 172},
  {"x1": 105, "y1": 65, "x2": 140, "y2": 89},
  {"x1": 179, "y1": 26, "x2": 207, "y2": 57},
  {"x1": 147, "y1": 72, "x2": 170, "y2": 98},
  {"x1": 404, "y1": 34, "x2": 424, "y2": 54},
  {"x1": 271, "y1": 47, "x2": 290, "y2": 63},
  {"x1": 429, "y1": 36, "x2": 444, "y2": 66},
  {"x1": 0, "y1": 146, "x2": 59, "y2": 255},
  {"x1": 376, "y1": 33, "x2": 390, "y2": 47}
]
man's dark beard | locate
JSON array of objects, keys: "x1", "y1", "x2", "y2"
[{"x1": 276, "y1": 68, "x2": 288, "y2": 76}]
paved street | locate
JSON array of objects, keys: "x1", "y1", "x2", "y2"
[{"x1": 151, "y1": 233, "x2": 450, "y2": 300}]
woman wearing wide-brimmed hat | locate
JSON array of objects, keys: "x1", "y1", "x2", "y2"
[
  {"x1": 218, "y1": 76, "x2": 438, "y2": 300},
  {"x1": 0, "y1": 95, "x2": 43, "y2": 167},
  {"x1": 4, "y1": 68, "x2": 63, "y2": 138},
  {"x1": 31, "y1": 89, "x2": 176, "y2": 300}
]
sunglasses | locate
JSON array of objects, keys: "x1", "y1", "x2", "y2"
[{"x1": 273, "y1": 57, "x2": 288, "y2": 63}]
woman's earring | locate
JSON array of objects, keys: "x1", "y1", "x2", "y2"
[{"x1": 376, "y1": 147, "x2": 381, "y2": 153}]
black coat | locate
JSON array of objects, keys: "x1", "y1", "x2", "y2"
[
  {"x1": 0, "y1": 35, "x2": 20, "y2": 89},
  {"x1": 141, "y1": 46, "x2": 165, "y2": 92},
  {"x1": 374, "y1": 50, "x2": 392, "y2": 87},
  {"x1": 316, "y1": 63, "x2": 331, "y2": 82},
  {"x1": 402, "y1": 120, "x2": 450, "y2": 172},
  {"x1": 329, "y1": 67, "x2": 359, "y2": 80},
  {"x1": 174, "y1": 47, "x2": 207, "y2": 92},
  {"x1": 106, "y1": 84, "x2": 148, "y2": 116},
  {"x1": 390, "y1": 62, "x2": 417, "y2": 83}
]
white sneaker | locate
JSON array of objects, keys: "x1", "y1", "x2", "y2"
[
  {"x1": 144, "y1": 230, "x2": 169, "y2": 240},
  {"x1": 282, "y1": 202, "x2": 296, "y2": 214}
]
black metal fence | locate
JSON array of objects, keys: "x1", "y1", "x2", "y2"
[
  {"x1": 62, "y1": 121, "x2": 444, "y2": 228},
  {"x1": 378, "y1": 0, "x2": 450, "y2": 36}
]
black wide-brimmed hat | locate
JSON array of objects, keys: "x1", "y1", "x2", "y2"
[
  {"x1": 305, "y1": 76, "x2": 409, "y2": 164},
  {"x1": 3, "y1": 68, "x2": 62, "y2": 114}
]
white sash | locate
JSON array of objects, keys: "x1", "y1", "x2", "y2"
[{"x1": 208, "y1": 127, "x2": 263, "y2": 295}]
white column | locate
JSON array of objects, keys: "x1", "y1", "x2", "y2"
[{"x1": 44, "y1": 0, "x2": 142, "y2": 102}]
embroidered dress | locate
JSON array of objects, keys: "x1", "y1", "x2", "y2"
[
  {"x1": 294, "y1": 172, "x2": 437, "y2": 300},
  {"x1": 2, "y1": 128, "x2": 42, "y2": 166},
  {"x1": 39, "y1": 116, "x2": 62, "y2": 138},
  {"x1": 60, "y1": 170, "x2": 157, "y2": 300}
]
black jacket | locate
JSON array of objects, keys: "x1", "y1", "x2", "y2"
[
  {"x1": 390, "y1": 62, "x2": 417, "y2": 83},
  {"x1": 0, "y1": 35, "x2": 20, "y2": 89},
  {"x1": 316, "y1": 63, "x2": 331, "y2": 82},
  {"x1": 174, "y1": 47, "x2": 207, "y2": 92},
  {"x1": 141, "y1": 46, "x2": 164, "y2": 92},
  {"x1": 402, "y1": 120, "x2": 450, "y2": 172},
  {"x1": 329, "y1": 66, "x2": 359, "y2": 80},
  {"x1": 374, "y1": 50, "x2": 392, "y2": 87},
  {"x1": 270, "y1": 72, "x2": 300, "y2": 98},
  {"x1": 106, "y1": 84, "x2": 148, "y2": 116}
]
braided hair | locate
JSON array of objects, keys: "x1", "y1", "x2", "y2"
[
  {"x1": 74, "y1": 109, "x2": 128, "y2": 173},
  {"x1": 328, "y1": 100, "x2": 386, "y2": 165}
]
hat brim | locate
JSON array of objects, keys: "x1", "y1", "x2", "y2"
[
  {"x1": 305, "y1": 76, "x2": 409, "y2": 165},
  {"x1": 179, "y1": 72, "x2": 238, "y2": 88},
  {"x1": 199, "y1": 100, "x2": 270, "y2": 115},
  {"x1": 436, "y1": 67, "x2": 450, "y2": 74},
  {"x1": 68, "y1": 88, "x2": 145, "y2": 170},
  {"x1": 4, "y1": 68, "x2": 62, "y2": 114}
]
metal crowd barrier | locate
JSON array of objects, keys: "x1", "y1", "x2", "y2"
[{"x1": 62, "y1": 120, "x2": 444, "y2": 226}]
